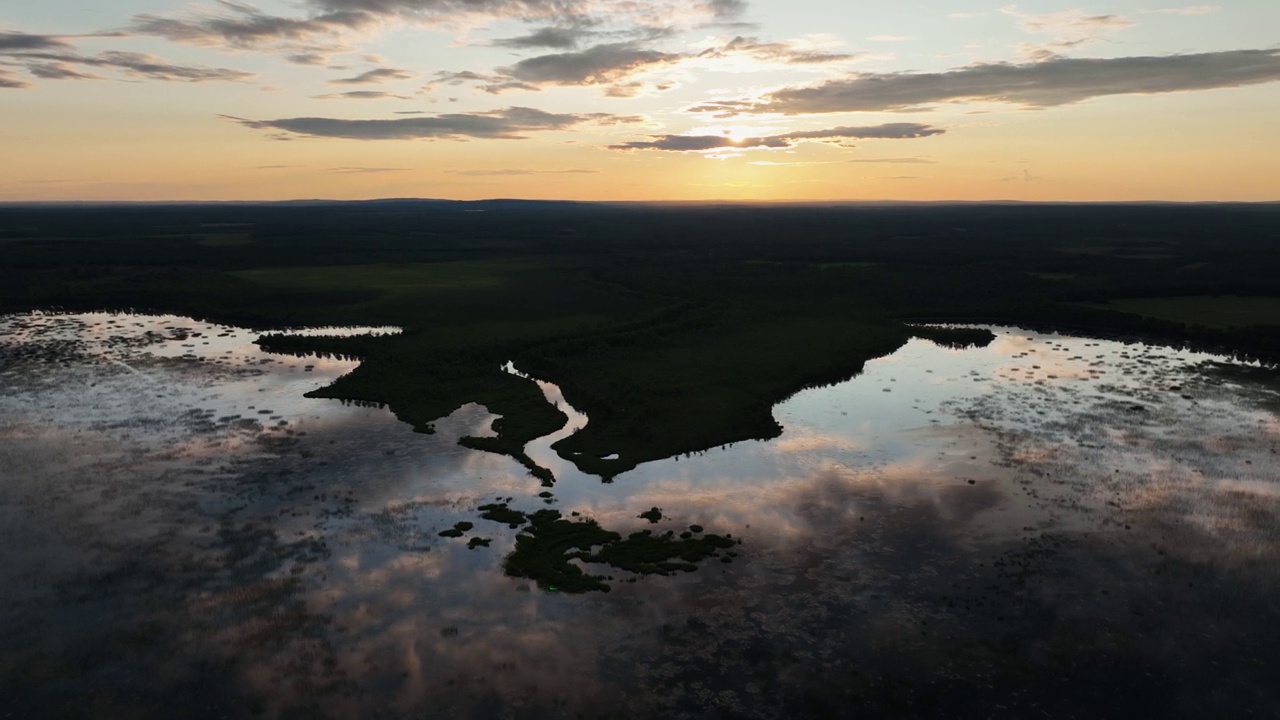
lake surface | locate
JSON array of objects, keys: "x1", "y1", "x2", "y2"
[{"x1": 2, "y1": 312, "x2": 1279, "y2": 718}]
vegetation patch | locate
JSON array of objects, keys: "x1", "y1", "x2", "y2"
[
  {"x1": 486, "y1": 506, "x2": 739, "y2": 593},
  {"x1": 503, "y1": 510, "x2": 621, "y2": 593},
  {"x1": 910, "y1": 326, "x2": 996, "y2": 349},
  {"x1": 590, "y1": 530, "x2": 736, "y2": 576},
  {"x1": 477, "y1": 503, "x2": 527, "y2": 528},
  {"x1": 438, "y1": 521, "x2": 474, "y2": 538}
]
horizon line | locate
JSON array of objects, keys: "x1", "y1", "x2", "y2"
[{"x1": 2, "y1": 198, "x2": 1277, "y2": 208}]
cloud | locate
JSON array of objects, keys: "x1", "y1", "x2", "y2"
[
  {"x1": 784, "y1": 123, "x2": 944, "y2": 140},
  {"x1": 446, "y1": 168, "x2": 598, "y2": 175},
  {"x1": 329, "y1": 67, "x2": 415, "y2": 84},
  {"x1": 26, "y1": 62, "x2": 106, "y2": 80},
  {"x1": 286, "y1": 52, "x2": 332, "y2": 65},
  {"x1": 1001, "y1": 5, "x2": 1135, "y2": 38},
  {"x1": 304, "y1": 0, "x2": 587, "y2": 23},
  {"x1": 226, "y1": 106, "x2": 641, "y2": 140},
  {"x1": 493, "y1": 26, "x2": 594, "y2": 50},
  {"x1": 609, "y1": 122, "x2": 945, "y2": 151},
  {"x1": 9, "y1": 49, "x2": 255, "y2": 83},
  {"x1": 122, "y1": 0, "x2": 749, "y2": 76},
  {"x1": 420, "y1": 69, "x2": 543, "y2": 94},
  {"x1": 313, "y1": 90, "x2": 411, "y2": 99},
  {"x1": 302, "y1": 0, "x2": 743, "y2": 28},
  {"x1": 603, "y1": 81, "x2": 645, "y2": 97},
  {"x1": 425, "y1": 69, "x2": 489, "y2": 86},
  {"x1": 611, "y1": 134, "x2": 738, "y2": 151},
  {"x1": 741, "y1": 49, "x2": 1280, "y2": 113},
  {"x1": 0, "y1": 32, "x2": 72, "y2": 51},
  {"x1": 1001, "y1": 5, "x2": 1136, "y2": 60},
  {"x1": 698, "y1": 36, "x2": 856, "y2": 65},
  {"x1": 503, "y1": 42, "x2": 681, "y2": 85},
  {"x1": 1, "y1": 27, "x2": 256, "y2": 86},
  {"x1": 440, "y1": 33, "x2": 848, "y2": 97},
  {"x1": 0, "y1": 68, "x2": 31, "y2": 88},
  {"x1": 706, "y1": 0, "x2": 747, "y2": 21},
  {"x1": 85, "y1": 51, "x2": 255, "y2": 82},
  {"x1": 129, "y1": 6, "x2": 375, "y2": 50},
  {"x1": 114, "y1": 0, "x2": 761, "y2": 100}
]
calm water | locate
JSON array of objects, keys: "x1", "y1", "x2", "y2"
[{"x1": 2, "y1": 312, "x2": 1279, "y2": 718}]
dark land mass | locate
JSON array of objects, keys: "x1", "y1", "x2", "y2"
[{"x1": 3, "y1": 201, "x2": 1279, "y2": 479}]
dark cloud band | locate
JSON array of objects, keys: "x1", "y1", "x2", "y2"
[
  {"x1": 504, "y1": 42, "x2": 681, "y2": 85},
  {"x1": 744, "y1": 49, "x2": 1280, "y2": 113},
  {"x1": 227, "y1": 106, "x2": 641, "y2": 140},
  {"x1": 610, "y1": 122, "x2": 945, "y2": 151}
]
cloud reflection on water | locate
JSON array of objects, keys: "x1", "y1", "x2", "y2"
[{"x1": 4, "y1": 314, "x2": 1280, "y2": 717}]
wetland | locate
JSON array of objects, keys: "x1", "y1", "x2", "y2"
[
  {"x1": 4, "y1": 312, "x2": 1280, "y2": 718},
  {"x1": 3, "y1": 201, "x2": 1280, "y2": 717}
]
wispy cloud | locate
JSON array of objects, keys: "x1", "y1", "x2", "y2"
[
  {"x1": 1001, "y1": 5, "x2": 1135, "y2": 60},
  {"x1": 1, "y1": 29, "x2": 257, "y2": 86},
  {"x1": 26, "y1": 62, "x2": 107, "y2": 80},
  {"x1": 7, "y1": 49, "x2": 254, "y2": 83},
  {"x1": 492, "y1": 26, "x2": 596, "y2": 50},
  {"x1": 697, "y1": 36, "x2": 856, "y2": 65},
  {"x1": 303, "y1": 0, "x2": 746, "y2": 27},
  {"x1": 226, "y1": 106, "x2": 642, "y2": 140},
  {"x1": 610, "y1": 122, "x2": 945, "y2": 152},
  {"x1": 0, "y1": 68, "x2": 32, "y2": 88},
  {"x1": 313, "y1": 90, "x2": 411, "y2": 99},
  {"x1": 128, "y1": 6, "x2": 374, "y2": 50},
  {"x1": 0, "y1": 31, "x2": 73, "y2": 51},
  {"x1": 1001, "y1": 5, "x2": 1135, "y2": 39},
  {"x1": 428, "y1": 34, "x2": 855, "y2": 98},
  {"x1": 503, "y1": 42, "x2": 681, "y2": 86},
  {"x1": 329, "y1": 67, "x2": 415, "y2": 84},
  {"x1": 735, "y1": 49, "x2": 1280, "y2": 113}
]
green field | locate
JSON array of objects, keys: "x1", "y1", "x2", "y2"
[{"x1": 1085, "y1": 296, "x2": 1280, "y2": 329}]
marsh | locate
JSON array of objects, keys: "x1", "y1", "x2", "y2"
[{"x1": 3, "y1": 310, "x2": 1279, "y2": 718}]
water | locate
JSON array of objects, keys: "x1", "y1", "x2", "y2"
[{"x1": 2, "y1": 313, "x2": 1279, "y2": 718}]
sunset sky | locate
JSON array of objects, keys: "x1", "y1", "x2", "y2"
[{"x1": 2, "y1": 0, "x2": 1278, "y2": 201}]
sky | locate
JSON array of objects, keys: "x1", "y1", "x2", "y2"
[{"x1": 1, "y1": 0, "x2": 1278, "y2": 201}]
